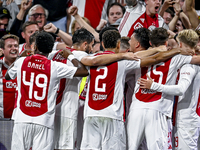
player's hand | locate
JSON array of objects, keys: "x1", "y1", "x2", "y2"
[
  {"x1": 180, "y1": 48, "x2": 195, "y2": 56},
  {"x1": 43, "y1": 23, "x2": 57, "y2": 33},
  {"x1": 123, "y1": 52, "x2": 140, "y2": 60},
  {"x1": 59, "y1": 49, "x2": 73, "y2": 59},
  {"x1": 68, "y1": 6, "x2": 78, "y2": 17},
  {"x1": 20, "y1": 49, "x2": 34, "y2": 57},
  {"x1": 138, "y1": 74, "x2": 153, "y2": 89},
  {"x1": 195, "y1": 45, "x2": 200, "y2": 55}
]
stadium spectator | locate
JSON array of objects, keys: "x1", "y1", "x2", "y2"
[
  {"x1": 0, "y1": 7, "x2": 12, "y2": 38},
  {"x1": 0, "y1": 34, "x2": 19, "y2": 119}
]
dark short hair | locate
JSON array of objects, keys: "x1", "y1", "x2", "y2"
[
  {"x1": 72, "y1": 28, "x2": 94, "y2": 46},
  {"x1": 165, "y1": 8, "x2": 174, "y2": 18},
  {"x1": 0, "y1": 34, "x2": 19, "y2": 48},
  {"x1": 102, "y1": 30, "x2": 121, "y2": 49},
  {"x1": 29, "y1": 31, "x2": 40, "y2": 45},
  {"x1": 99, "y1": 26, "x2": 118, "y2": 42},
  {"x1": 35, "y1": 31, "x2": 54, "y2": 53},
  {"x1": 120, "y1": 36, "x2": 130, "y2": 50},
  {"x1": 149, "y1": 27, "x2": 168, "y2": 47},
  {"x1": 134, "y1": 28, "x2": 150, "y2": 49},
  {"x1": 22, "y1": 21, "x2": 38, "y2": 32},
  {"x1": 107, "y1": 2, "x2": 125, "y2": 17}
]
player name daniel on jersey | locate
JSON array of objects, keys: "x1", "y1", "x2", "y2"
[{"x1": 27, "y1": 60, "x2": 45, "y2": 70}]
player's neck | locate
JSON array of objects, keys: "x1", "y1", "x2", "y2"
[
  {"x1": 104, "y1": 48, "x2": 116, "y2": 53},
  {"x1": 72, "y1": 45, "x2": 84, "y2": 51},
  {"x1": 35, "y1": 51, "x2": 49, "y2": 57}
]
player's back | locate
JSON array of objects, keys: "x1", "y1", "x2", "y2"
[
  {"x1": 84, "y1": 51, "x2": 140, "y2": 121},
  {"x1": 49, "y1": 50, "x2": 81, "y2": 119},
  {"x1": 11, "y1": 54, "x2": 77, "y2": 129},
  {"x1": 130, "y1": 54, "x2": 192, "y2": 118}
]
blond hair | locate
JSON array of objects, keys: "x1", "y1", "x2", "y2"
[{"x1": 177, "y1": 29, "x2": 199, "y2": 48}]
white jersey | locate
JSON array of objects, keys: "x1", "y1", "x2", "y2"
[
  {"x1": 176, "y1": 64, "x2": 200, "y2": 127},
  {"x1": 84, "y1": 51, "x2": 140, "y2": 121},
  {"x1": 130, "y1": 54, "x2": 192, "y2": 118},
  {"x1": 48, "y1": 50, "x2": 87, "y2": 119},
  {"x1": 7, "y1": 54, "x2": 77, "y2": 129},
  {"x1": 118, "y1": 2, "x2": 168, "y2": 37},
  {"x1": 125, "y1": 68, "x2": 141, "y2": 116},
  {"x1": 18, "y1": 43, "x2": 26, "y2": 56}
]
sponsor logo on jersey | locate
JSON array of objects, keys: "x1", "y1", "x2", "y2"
[
  {"x1": 181, "y1": 72, "x2": 190, "y2": 75},
  {"x1": 92, "y1": 93, "x2": 107, "y2": 101},
  {"x1": 25, "y1": 100, "x2": 41, "y2": 108},
  {"x1": 6, "y1": 82, "x2": 16, "y2": 88},
  {"x1": 27, "y1": 62, "x2": 45, "y2": 70},
  {"x1": 141, "y1": 89, "x2": 156, "y2": 94},
  {"x1": 134, "y1": 22, "x2": 143, "y2": 29}
]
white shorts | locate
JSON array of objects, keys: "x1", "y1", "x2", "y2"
[
  {"x1": 175, "y1": 126, "x2": 200, "y2": 150},
  {"x1": 81, "y1": 117, "x2": 126, "y2": 150},
  {"x1": 11, "y1": 122, "x2": 54, "y2": 150},
  {"x1": 54, "y1": 116, "x2": 77, "y2": 149},
  {"x1": 127, "y1": 109, "x2": 168, "y2": 150},
  {"x1": 167, "y1": 119, "x2": 173, "y2": 150}
]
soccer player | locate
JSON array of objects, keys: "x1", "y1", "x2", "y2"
[
  {"x1": 5, "y1": 32, "x2": 88, "y2": 150},
  {"x1": 118, "y1": 0, "x2": 168, "y2": 37},
  {"x1": 0, "y1": 34, "x2": 19, "y2": 119},
  {"x1": 127, "y1": 28, "x2": 200, "y2": 150},
  {"x1": 138, "y1": 29, "x2": 200, "y2": 150},
  {"x1": 77, "y1": 29, "x2": 190, "y2": 150},
  {"x1": 47, "y1": 28, "x2": 94, "y2": 150}
]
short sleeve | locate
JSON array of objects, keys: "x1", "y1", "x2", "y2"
[
  {"x1": 7, "y1": 57, "x2": 25, "y2": 79},
  {"x1": 72, "y1": 50, "x2": 88, "y2": 61},
  {"x1": 55, "y1": 61, "x2": 77, "y2": 79},
  {"x1": 124, "y1": 59, "x2": 141, "y2": 74}
]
